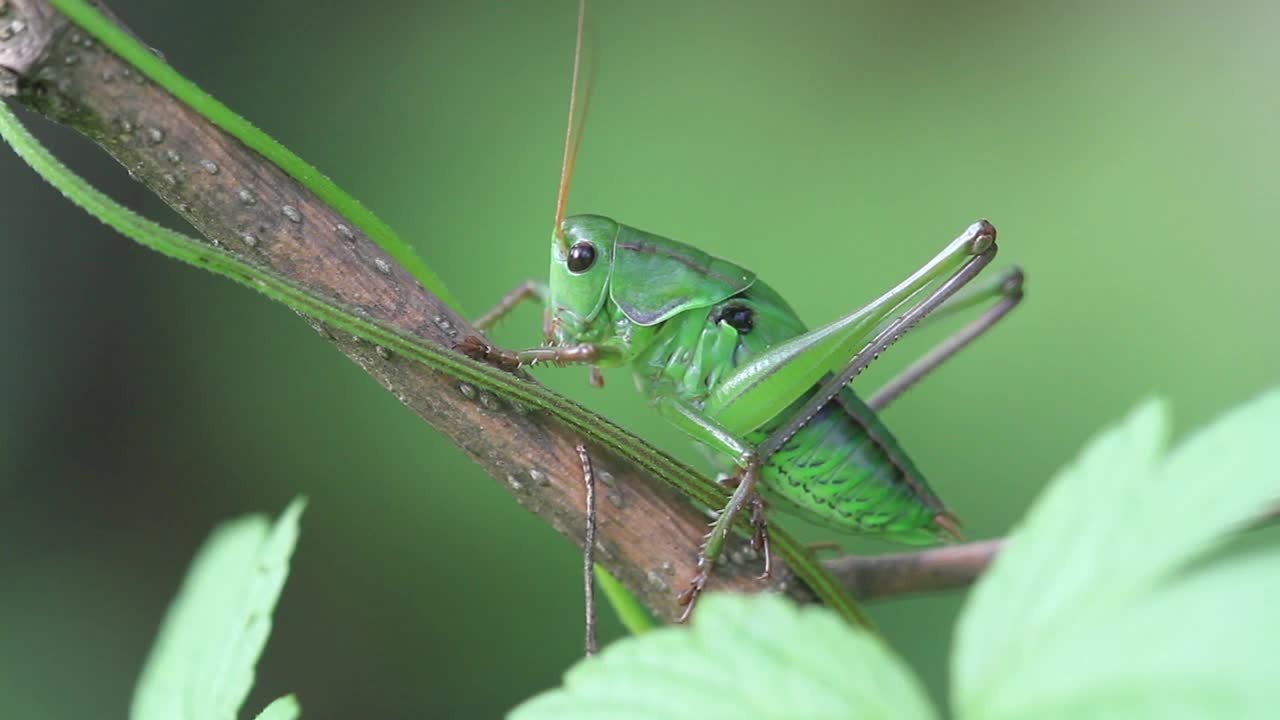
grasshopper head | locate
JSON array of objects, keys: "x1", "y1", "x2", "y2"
[{"x1": 548, "y1": 214, "x2": 618, "y2": 344}]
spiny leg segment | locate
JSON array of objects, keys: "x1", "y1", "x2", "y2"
[{"x1": 456, "y1": 337, "x2": 611, "y2": 371}]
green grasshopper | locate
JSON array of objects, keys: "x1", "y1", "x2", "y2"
[{"x1": 464, "y1": 2, "x2": 1023, "y2": 621}]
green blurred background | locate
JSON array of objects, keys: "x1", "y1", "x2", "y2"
[{"x1": 3, "y1": 0, "x2": 1278, "y2": 717}]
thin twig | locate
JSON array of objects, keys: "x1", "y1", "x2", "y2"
[
  {"x1": 829, "y1": 503, "x2": 1280, "y2": 602},
  {"x1": 828, "y1": 539, "x2": 1004, "y2": 601}
]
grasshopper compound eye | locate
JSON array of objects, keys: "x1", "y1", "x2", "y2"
[{"x1": 567, "y1": 242, "x2": 597, "y2": 273}]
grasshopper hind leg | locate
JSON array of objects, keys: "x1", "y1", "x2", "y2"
[{"x1": 868, "y1": 266, "x2": 1024, "y2": 411}]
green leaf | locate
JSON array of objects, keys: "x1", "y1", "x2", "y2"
[
  {"x1": 988, "y1": 549, "x2": 1280, "y2": 720},
  {"x1": 510, "y1": 593, "x2": 936, "y2": 720},
  {"x1": 952, "y1": 399, "x2": 1169, "y2": 700},
  {"x1": 253, "y1": 695, "x2": 301, "y2": 720},
  {"x1": 954, "y1": 388, "x2": 1280, "y2": 719},
  {"x1": 130, "y1": 499, "x2": 306, "y2": 720}
]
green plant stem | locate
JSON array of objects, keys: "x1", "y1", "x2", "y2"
[{"x1": 44, "y1": 0, "x2": 459, "y2": 311}]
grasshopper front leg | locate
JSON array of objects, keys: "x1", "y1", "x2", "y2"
[
  {"x1": 456, "y1": 337, "x2": 614, "y2": 371},
  {"x1": 466, "y1": 280, "x2": 615, "y2": 385}
]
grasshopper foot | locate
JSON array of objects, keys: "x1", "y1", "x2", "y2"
[{"x1": 676, "y1": 562, "x2": 710, "y2": 623}]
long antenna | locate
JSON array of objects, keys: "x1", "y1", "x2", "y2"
[{"x1": 553, "y1": 0, "x2": 590, "y2": 252}]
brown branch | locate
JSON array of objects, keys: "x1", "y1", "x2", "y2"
[
  {"x1": 0, "y1": 0, "x2": 1023, "y2": 619},
  {"x1": 0, "y1": 0, "x2": 804, "y2": 621}
]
